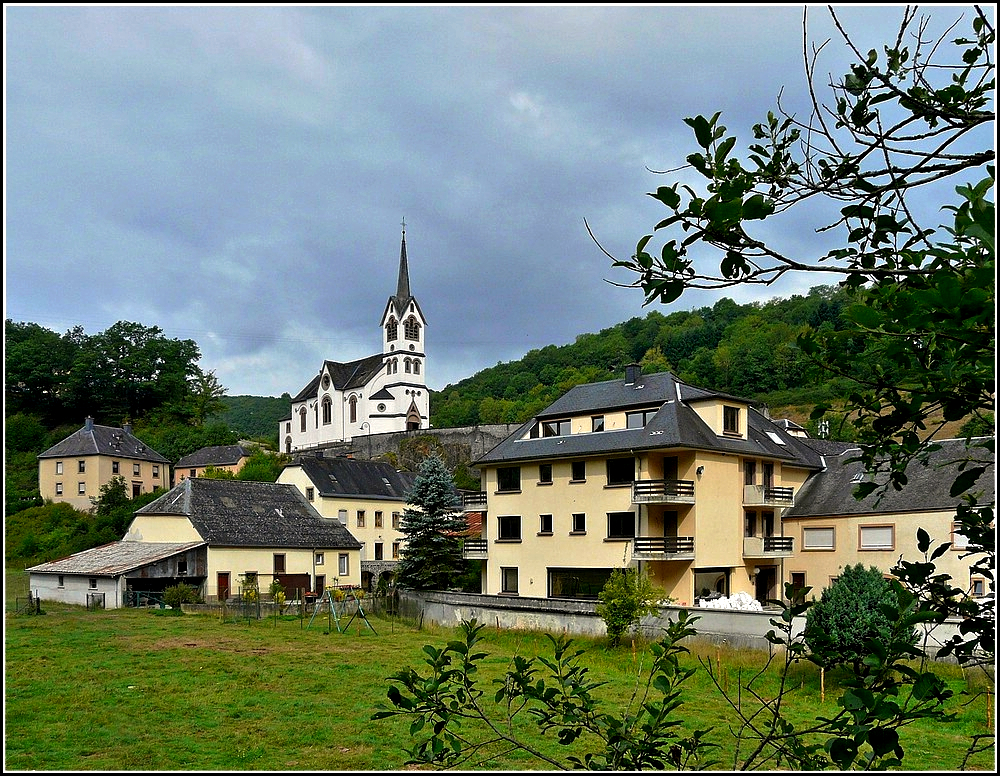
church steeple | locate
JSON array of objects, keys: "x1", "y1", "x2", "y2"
[{"x1": 395, "y1": 220, "x2": 411, "y2": 304}]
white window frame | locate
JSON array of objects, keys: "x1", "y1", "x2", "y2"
[
  {"x1": 859, "y1": 524, "x2": 895, "y2": 551},
  {"x1": 802, "y1": 526, "x2": 835, "y2": 551}
]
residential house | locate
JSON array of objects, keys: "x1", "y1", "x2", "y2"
[
  {"x1": 276, "y1": 452, "x2": 417, "y2": 590},
  {"x1": 279, "y1": 228, "x2": 429, "y2": 453},
  {"x1": 783, "y1": 437, "x2": 994, "y2": 600},
  {"x1": 125, "y1": 477, "x2": 362, "y2": 601},
  {"x1": 37, "y1": 416, "x2": 171, "y2": 510},
  {"x1": 174, "y1": 444, "x2": 254, "y2": 482},
  {"x1": 469, "y1": 365, "x2": 825, "y2": 604}
]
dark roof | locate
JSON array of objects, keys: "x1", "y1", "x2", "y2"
[
  {"x1": 784, "y1": 437, "x2": 996, "y2": 517},
  {"x1": 175, "y1": 445, "x2": 253, "y2": 468},
  {"x1": 475, "y1": 371, "x2": 823, "y2": 470},
  {"x1": 134, "y1": 478, "x2": 361, "y2": 549},
  {"x1": 37, "y1": 418, "x2": 170, "y2": 463},
  {"x1": 286, "y1": 453, "x2": 417, "y2": 500},
  {"x1": 292, "y1": 354, "x2": 387, "y2": 402},
  {"x1": 27, "y1": 541, "x2": 203, "y2": 576}
]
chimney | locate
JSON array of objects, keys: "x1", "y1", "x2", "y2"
[
  {"x1": 624, "y1": 363, "x2": 642, "y2": 386},
  {"x1": 123, "y1": 423, "x2": 133, "y2": 435},
  {"x1": 84, "y1": 416, "x2": 94, "y2": 432}
]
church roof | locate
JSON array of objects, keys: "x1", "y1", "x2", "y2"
[
  {"x1": 38, "y1": 417, "x2": 170, "y2": 463},
  {"x1": 292, "y1": 353, "x2": 387, "y2": 401}
]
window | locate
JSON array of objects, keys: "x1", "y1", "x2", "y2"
[
  {"x1": 386, "y1": 317, "x2": 398, "y2": 341},
  {"x1": 78, "y1": 482, "x2": 86, "y2": 495},
  {"x1": 539, "y1": 514, "x2": 553, "y2": 534},
  {"x1": 132, "y1": 482, "x2": 142, "y2": 498},
  {"x1": 404, "y1": 316, "x2": 421, "y2": 340},
  {"x1": 133, "y1": 463, "x2": 141, "y2": 476},
  {"x1": 572, "y1": 513, "x2": 586, "y2": 534},
  {"x1": 413, "y1": 360, "x2": 421, "y2": 375},
  {"x1": 392, "y1": 542, "x2": 400, "y2": 559},
  {"x1": 338, "y1": 509, "x2": 348, "y2": 524},
  {"x1": 744, "y1": 460, "x2": 757, "y2": 485},
  {"x1": 306, "y1": 487, "x2": 315, "y2": 501},
  {"x1": 789, "y1": 572, "x2": 807, "y2": 605},
  {"x1": 951, "y1": 522, "x2": 970, "y2": 550},
  {"x1": 626, "y1": 409, "x2": 657, "y2": 429},
  {"x1": 286, "y1": 422, "x2": 291, "y2": 433},
  {"x1": 744, "y1": 511, "x2": 757, "y2": 537},
  {"x1": 543, "y1": 419, "x2": 570, "y2": 437},
  {"x1": 322, "y1": 396, "x2": 332, "y2": 425},
  {"x1": 539, "y1": 463, "x2": 552, "y2": 484},
  {"x1": 374, "y1": 542, "x2": 384, "y2": 561},
  {"x1": 152, "y1": 465, "x2": 159, "y2": 478},
  {"x1": 571, "y1": 461, "x2": 586, "y2": 482},
  {"x1": 57, "y1": 575, "x2": 64, "y2": 588},
  {"x1": 273, "y1": 554, "x2": 286, "y2": 573},
  {"x1": 607, "y1": 511, "x2": 636, "y2": 539},
  {"x1": 404, "y1": 357, "x2": 412, "y2": 373},
  {"x1": 357, "y1": 510, "x2": 366, "y2": 528},
  {"x1": 592, "y1": 415, "x2": 605, "y2": 432},
  {"x1": 56, "y1": 461, "x2": 63, "y2": 475},
  {"x1": 55, "y1": 483, "x2": 63, "y2": 495},
  {"x1": 802, "y1": 526, "x2": 835, "y2": 550},
  {"x1": 375, "y1": 511, "x2": 384, "y2": 528},
  {"x1": 78, "y1": 460, "x2": 86, "y2": 473},
  {"x1": 112, "y1": 461, "x2": 120, "y2": 474},
  {"x1": 859, "y1": 524, "x2": 894, "y2": 551},
  {"x1": 498, "y1": 515, "x2": 522, "y2": 541},
  {"x1": 299, "y1": 407, "x2": 307, "y2": 432},
  {"x1": 497, "y1": 466, "x2": 521, "y2": 492},
  {"x1": 971, "y1": 577, "x2": 986, "y2": 597},
  {"x1": 349, "y1": 396, "x2": 358, "y2": 424},
  {"x1": 189, "y1": 469, "x2": 197, "y2": 479},
  {"x1": 89, "y1": 578, "x2": 98, "y2": 590},
  {"x1": 177, "y1": 560, "x2": 188, "y2": 576},
  {"x1": 392, "y1": 512, "x2": 401, "y2": 529},
  {"x1": 606, "y1": 457, "x2": 635, "y2": 486},
  {"x1": 501, "y1": 567, "x2": 519, "y2": 595},
  {"x1": 338, "y1": 553, "x2": 349, "y2": 576},
  {"x1": 724, "y1": 406, "x2": 740, "y2": 434},
  {"x1": 315, "y1": 552, "x2": 324, "y2": 565}
]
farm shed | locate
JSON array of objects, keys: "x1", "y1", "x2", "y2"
[{"x1": 26, "y1": 540, "x2": 205, "y2": 609}]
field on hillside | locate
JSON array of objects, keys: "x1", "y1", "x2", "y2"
[{"x1": 4, "y1": 587, "x2": 995, "y2": 772}]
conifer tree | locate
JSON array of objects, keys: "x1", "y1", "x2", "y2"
[{"x1": 395, "y1": 455, "x2": 467, "y2": 590}]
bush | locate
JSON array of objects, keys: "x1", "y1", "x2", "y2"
[
  {"x1": 595, "y1": 567, "x2": 664, "y2": 646},
  {"x1": 163, "y1": 583, "x2": 202, "y2": 610},
  {"x1": 802, "y1": 563, "x2": 917, "y2": 672}
]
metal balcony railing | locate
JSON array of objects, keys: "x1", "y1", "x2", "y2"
[
  {"x1": 743, "y1": 535, "x2": 794, "y2": 557},
  {"x1": 462, "y1": 492, "x2": 488, "y2": 510},
  {"x1": 743, "y1": 484, "x2": 795, "y2": 507},
  {"x1": 632, "y1": 479, "x2": 696, "y2": 504},
  {"x1": 462, "y1": 538, "x2": 488, "y2": 558},
  {"x1": 631, "y1": 536, "x2": 695, "y2": 558}
]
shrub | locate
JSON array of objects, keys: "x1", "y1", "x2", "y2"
[
  {"x1": 595, "y1": 567, "x2": 664, "y2": 646},
  {"x1": 163, "y1": 583, "x2": 201, "y2": 610}
]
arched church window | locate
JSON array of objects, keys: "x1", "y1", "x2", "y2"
[
  {"x1": 404, "y1": 358, "x2": 412, "y2": 374},
  {"x1": 413, "y1": 359, "x2": 421, "y2": 375},
  {"x1": 299, "y1": 407, "x2": 307, "y2": 433},
  {"x1": 386, "y1": 317, "x2": 398, "y2": 341},
  {"x1": 285, "y1": 437, "x2": 292, "y2": 454},
  {"x1": 322, "y1": 396, "x2": 332, "y2": 425},
  {"x1": 404, "y1": 316, "x2": 420, "y2": 341},
  {"x1": 349, "y1": 395, "x2": 358, "y2": 424}
]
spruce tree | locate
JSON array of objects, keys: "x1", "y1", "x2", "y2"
[{"x1": 395, "y1": 455, "x2": 466, "y2": 590}]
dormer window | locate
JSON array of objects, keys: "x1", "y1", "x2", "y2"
[
  {"x1": 723, "y1": 406, "x2": 741, "y2": 435},
  {"x1": 529, "y1": 419, "x2": 570, "y2": 438},
  {"x1": 626, "y1": 408, "x2": 657, "y2": 429}
]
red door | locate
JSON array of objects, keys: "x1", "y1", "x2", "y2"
[{"x1": 217, "y1": 572, "x2": 230, "y2": 602}]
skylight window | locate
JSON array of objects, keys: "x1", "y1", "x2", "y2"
[{"x1": 766, "y1": 432, "x2": 786, "y2": 446}]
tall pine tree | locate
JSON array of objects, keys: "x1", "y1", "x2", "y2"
[{"x1": 395, "y1": 455, "x2": 467, "y2": 590}]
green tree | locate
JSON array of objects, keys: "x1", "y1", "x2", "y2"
[
  {"x1": 235, "y1": 449, "x2": 288, "y2": 483},
  {"x1": 802, "y1": 563, "x2": 917, "y2": 673},
  {"x1": 595, "y1": 567, "x2": 665, "y2": 647},
  {"x1": 394, "y1": 455, "x2": 467, "y2": 590}
]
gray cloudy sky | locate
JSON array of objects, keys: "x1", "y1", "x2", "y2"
[{"x1": 4, "y1": 4, "x2": 980, "y2": 397}]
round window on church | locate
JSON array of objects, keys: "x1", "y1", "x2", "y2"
[
  {"x1": 378, "y1": 403, "x2": 386, "y2": 412},
  {"x1": 321, "y1": 375, "x2": 330, "y2": 390}
]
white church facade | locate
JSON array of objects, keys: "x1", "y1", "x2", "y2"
[{"x1": 279, "y1": 230, "x2": 429, "y2": 453}]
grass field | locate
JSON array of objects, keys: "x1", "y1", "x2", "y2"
[{"x1": 4, "y1": 588, "x2": 996, "y2": 771}]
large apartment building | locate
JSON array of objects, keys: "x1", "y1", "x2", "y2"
[{"x1": 466, "y1": 365, "x2": 993, "y2": 606}]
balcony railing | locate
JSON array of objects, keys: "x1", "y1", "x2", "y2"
[
  {"x1": 462, "y1": 538, "x2": 488, "y2": 559},
  {"x1": 743, "y1": 535, "x2": 794, "y2": 558},
  {"x1": 631, "y1": 535, "x2": 695, "y2": 560},
  {"x1": 462, "y1": 491, "x2": 488, "y2": 510},
  {"x1": 743, "y1": 484, "x2": 795, "y2": 507},
  {"x1": 632, "y1": 479, "x2": 696, "y2": 504}
]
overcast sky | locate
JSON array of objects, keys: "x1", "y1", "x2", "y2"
[{"x1": 4, "y1": 4, "x2": 986, "y2": 397}]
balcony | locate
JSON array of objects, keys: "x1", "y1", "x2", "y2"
[
  {"x1": 743, "y1": 484, "x2": 794, "y2": 508},
  {"x1": 743, "y1": 535, "x2": 794, "y2": 558},
  {"x1": 462, "y1": 538, "x2": 488, "y2": 559},
  {"x1": 632, "y1": 479, "x2": 696, "y2": 505},
  {"x1": 462, "y1": 491, "x2": 488, "y2": 511},
  {"x1": 631, "y1": 535, "x2": 695, "y2": 561}
]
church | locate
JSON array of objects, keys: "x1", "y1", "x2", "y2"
[{"x1": 279, "y1": 229, "x2": 429, "y2": 453}]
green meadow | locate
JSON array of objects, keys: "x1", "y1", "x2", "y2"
[{"x1": 4, "y1": 581, "x2": 995, "y2": 771}]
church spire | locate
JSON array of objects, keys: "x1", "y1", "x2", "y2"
[{"x1": 396, "y1": 218, "x2": 411, "y2": 301}]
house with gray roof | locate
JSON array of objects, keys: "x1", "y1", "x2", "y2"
[
  {"x1": 174, "y1": 444, "x2": 254, "y2": 482},
  {"x1": 27, "y1": 478, "x2": 363, "y2": 608},
  {"x1": 469, "y1": 365, "x2": 825, "y2": 604},
  {"x1": 277, "y1": 451, "x2": 420, "y2": 591},
  {"x1": 783, "y1": 437, "x2": 994, "y2": 599},
  {"x1": 37, "y1": 416, "x2": 171, "y2": 510}
]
